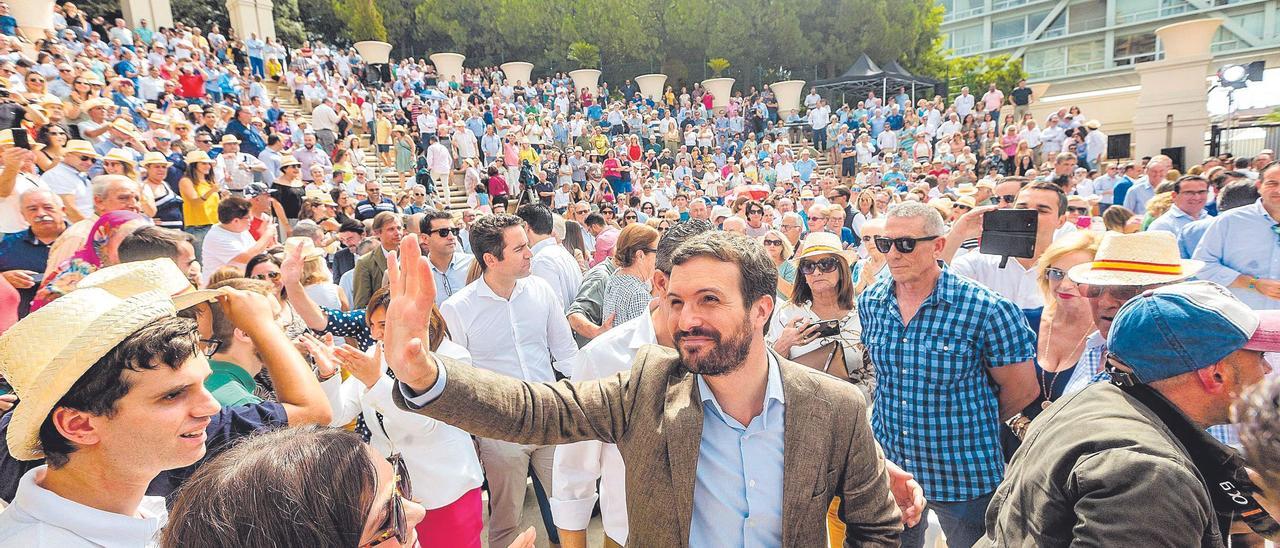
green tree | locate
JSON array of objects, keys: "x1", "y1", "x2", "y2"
[
  {"x1": 297, "y1": 0, "x2": 347, "y2": 43},
  {"x1": 940, "y1": 54, "x2": 1027, "y2": 101},
  {"x1": 568, "y1": 41, "x2": 601, "y2": 69},
  {"x1": 273, "y1": 0, "x2": 308, "y2": 46},
  {"x1": 336, "y1": 0, "x2": 388, "y2": 42}
]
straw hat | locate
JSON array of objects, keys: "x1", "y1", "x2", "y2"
[
  {"x1": 0, "y1": 259, "x2": 220, "y2": 461},
  {"x1": 304, "y1": 187, "x2": 335, "y2": 205},
  {"x1": 279, "y1": 154, "x2": 301, "y2": 168},
  {"x1": 1085, "y1": 120, "x2": 1101, "y2": 130},
  {"x1": 955, "y1": 183, "x2": 978, "y2": 196},
  {"x1": 1068, "y1": 232, "x2": 1204, "y2": 286},
  {"x1": 184, "y1": 149, "x2": 214, "y2": 164},
  {"x1": 140, "y1": 151, "x2": 172, "y2": 167},
  {"x1": 219, "y1": 134, "x2": 241, "y2": 145},
  {"x1": 82, "y1": 97, "x2": 112, "y2": 111},
  {"x1": 102, "y1": 148, "x2": 136, "y2": 165},
  {"x1": 793, "y1": 231, "x2": 857, "y2": 263},
  {"x1": 63, "y1": 139, "x2": 100, "y2": 158},
  {"x1": 109, "y1": 118, "x2": 141, "y2": 141},
  {"x1": 954, "y1": 195, "x2": 977, "y2": 209},
  {"x1": 284, "y1": 236, "x2": 326, "y2": 260}
]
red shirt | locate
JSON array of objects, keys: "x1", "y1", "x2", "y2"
[{"x1": 177, "y1": 73, "x2": 205, "y2": 98}]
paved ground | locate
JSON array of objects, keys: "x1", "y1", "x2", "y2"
[{"x1": 479, "y1": 480, "x2": 605, "y2": 548}]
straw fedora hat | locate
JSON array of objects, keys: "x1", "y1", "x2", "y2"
[
  {"x1": 0, "y1": 259, "x2": 222, "y2": 460},
  {"x1": 219, "y1": 134, "x2": 241, "y2": 145},
  {"x1": 63, "y1": 139, "x2": 100, "y2": 158},
  {"x1": 140, "y1": 151, "x2": 172, "y2": 166},
  {"x1": 279, "y1": 154, "x2": 301, "y2": 169},
  {"x1": 184, "y1": 150, "x2": 214, "y2": 164},
  {"x1": 304, "y1": 187, "x2": 335, "y2": 205},
  {"x1": 955, "y1": 183, "x2": 978, "y2": 196},
  {"x1": 793, "y1": 231, "x2": 858, "y2": 264},
  {"x1": 284, "y1": 236, "x2": 326, "y2": 261},
  {"x1": 1068, "y1": 231, "x2": 1203, "y2": 286},
  {"x1": 102, "y1": 148, "x2": 136, "y2": 165},
  {"x1": 110, "y1": 118, "x2": 141, "y2": 140}
]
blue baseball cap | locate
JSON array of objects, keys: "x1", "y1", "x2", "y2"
[{"x1": 1109, "y1": 281, "x2": 1280, "y2": 383}]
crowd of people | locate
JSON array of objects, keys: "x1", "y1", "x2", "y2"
[{"x1": 1, "y1": 5, "x2": 1280, "y2": 548}]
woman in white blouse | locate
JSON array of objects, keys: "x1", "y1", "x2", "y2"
[
  {"x1": 767, "y1": 232, "x2": 875, "y2": 398},
  {"x1": 325, "y1": 287, "x2": 484, "y2": 546}
]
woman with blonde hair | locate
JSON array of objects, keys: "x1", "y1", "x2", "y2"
[
  {"x1": 1033, "y1": 230, "x2": 1103, "y2": 403},
  {"x1": 1142, "y1": 191, "x2": 1174, "y2": 230},
  {"x1": 1101, "y1": 205, "x2": 1141, "y2": 233},
  {"x1": 760, "y1": 229, "x2": 797, "y2": 297}
]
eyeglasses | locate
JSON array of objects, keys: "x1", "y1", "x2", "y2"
[
  {"x1": 747, "y1": 209, "x2": 763, "y2": 215},
  {"x1": 623, "y1": 214, "x2": 638, "y2": 220},
  {"x1": 72, "y1": 154, "x2": 95, "y2": 162},
  {"x1": 763, "y1": 239, "x2": 784, "y2": 247},
  {"x1": 252, "y1": 271, "x2": 281, "y2": 281},
  {"x1": 198, "y1": 338, "x2": 221, "y2": 357},
  {"x1": 998, "y1": 194, "x2": 1017, "y2": 204},
  {"x1": 780, "y1": 224, "x2": 801, "y2": 231},
  {"x1": 196, "y1": 139, "x2": 212, "y2": 144},
  {"x1": 1067, "y1": 206, "x2": 1090, "y2": 215},
  {"x1": 1077, "y1": 283, "x2": 1158, "y2": 301},
  {"x1": 360, "y1": 453, "x2": 413, "y2": 548},
  {"x1": 1045, "y1": 266, "x2": 1067, "y2": 285},
  {"x1": 874, "y1": 235, "x2": 940, "y2": 254},
  {"x1": 799, "y1": 256, "x2": 842, "y2": 275},
  {"x1": 428, "y1": 227, "x2": 460, "y2": 238},
  {"x1": 954, "y1": 204, "x2": 973, "y2": 211}
]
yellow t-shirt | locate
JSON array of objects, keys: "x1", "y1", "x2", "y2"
[
  {"x1": 183, "y1": 179, "x2": 219, "y2": 227},
  {"x1": 376, "y1": 118, "x2": 393, "y2": 146}
]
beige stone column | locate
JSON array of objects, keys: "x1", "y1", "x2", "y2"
[
  {"x1": 225, "y1": 0, "x2": 276, "y2": 41},
  {"x1": 1131, "y1": 18, "x2": 1222, "y2": 159},
  {"x1": 12, "y1": 0, "x2": 54, "y2": 40},
  {"x1": 120, "y1": 0, "x2": 173, "y2": 30}
]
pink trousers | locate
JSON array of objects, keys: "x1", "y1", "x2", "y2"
[{"x1": 416, "y1": 487, "x2": 483, "y2": 548}]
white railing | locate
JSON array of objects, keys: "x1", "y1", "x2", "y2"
[
  {"x1": 943, "y1": 6, "x2": 985, "y2": 22},
  {"x1": 1115, "y1": 2, "x2": 1194, "y2": 24},
  {"x1": 1028, "y1": 60, "x2": 1106, "y2": 79}
]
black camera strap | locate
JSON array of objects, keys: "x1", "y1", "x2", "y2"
[{"x1": 1108, "y1": 364, "x2": 1280, "y2": 539}]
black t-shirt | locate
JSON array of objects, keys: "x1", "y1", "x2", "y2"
[
  {"x1": 0, "y1": 402, "x2": 287, "y2": 504},
  {"x1": 1011, "y1": 87, "x2": 1033, "y2": 106}
]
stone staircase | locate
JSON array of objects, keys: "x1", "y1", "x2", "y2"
[{"x1": 263, "y1": 81, "x2": 470, "y2": 212}]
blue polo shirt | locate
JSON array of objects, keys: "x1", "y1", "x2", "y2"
[{"x1": 0, "y1": 228, "x2": 57, "y2": 318}]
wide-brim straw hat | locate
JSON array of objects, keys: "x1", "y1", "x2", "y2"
[
  {"x1": 63, "y1": 139, "x2": 100, "y2": 158},
  {"x1": 219, "y1": 134, "x2": 241, "y2": 145},
  {"x1": 140, "y1": 151, "x2": 172, "y2": 167},
  {"x1": 279, "y1": 154, "x2": 301, "y2": 168},
  {"x1": 285, "y1": 236, "x2": 327, "y2": 260},
  {"x1": 304, "y1": 187, "x2": 335, "y2": 205},
  {"x1": 103, "y1": 148, "x2": 136, "y2": 165},
  {"x1": 0, "y1": 259, "x2": 221, "y2": 460},
  {"x1": 1068, "y1": 231, "x2": 1204, "y2": 286},
  {"x1": 792, "y1": 231, "x2": 858, "y2": 264},
  {"x1": 184, "y1": 150, "x2": 214, "y2": 164},
  {"x1": 110, "y1": 118, "x2": 141, "y2": 141}
]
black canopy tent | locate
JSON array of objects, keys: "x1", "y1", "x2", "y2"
[{"x1": 812, "y1": 54, "x2": 943, "y2": 107}]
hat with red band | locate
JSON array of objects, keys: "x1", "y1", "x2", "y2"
[{"x1": 1068, "y1": 231, "x2": 1203, "y2": 286}]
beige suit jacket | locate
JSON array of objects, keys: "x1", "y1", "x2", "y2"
[{"x1": 393, "y1": 344, "x2": 902, "y2": 547}]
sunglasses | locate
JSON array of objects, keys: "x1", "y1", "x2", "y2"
[
  {"x1": 252, "y1": 271, "x2": 281, "y2": 281},
  {"x1": 72, "y1": 154, "x2": 95, "y2": 162},
  {"x1": 763, "y1": 239, "x2": 784, "y2": 247},
  {"x1": 998, "y1": 194, "x2": 1017, "y2": 204},
  {"x1": 1067, "y1": 206, "x2": 1090, "y2": 215},
  {"x1": 624, "y1": 215, "x2": 637, "y2": 220},
  {"x1": 1077, "y1": 283, "x2": 1158, "y2": 301},
  {"x1": 360, "y1": 454, "x2": 413, "y2": 548},
  {"x1": 748, "y1": 209, "x2": 763, "y2": 215},
  {"x1": 1045, "y1": 266, "x2": 1067, "y2": 284},
  {"x1": 954, "y1": 204, "x2": 973, "y2": 211},
  {"x1": 428, "y1": 227, "x2": 460, "y2": 238},
  {"x1": 197, "y1": 139, "x2": 212, "y2": 144},
  {"x1": 799, "y1": 256, "x2": 842, "y2": 276},
  {"x1": 874, "y1": 235, "x2": 939, "y2": 254}
]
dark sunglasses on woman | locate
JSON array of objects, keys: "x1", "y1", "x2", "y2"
[
  {"x1": 360, "y1": 454, "x2": 413, "y2": 548},
  {"x1": 799, "y1": 256, "x2": 841, "y2": 275}
]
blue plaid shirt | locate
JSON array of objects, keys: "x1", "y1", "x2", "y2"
[{"x1": 858, "y1": 266, "x2": 1036, "y2": 502}]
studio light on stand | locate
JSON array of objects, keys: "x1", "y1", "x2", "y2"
[{"x1": 1212, "y1": 61, "x2": 1265, "y2": 155}]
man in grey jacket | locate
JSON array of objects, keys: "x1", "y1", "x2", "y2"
[{"x1": 978, "y1": 281, "x2": 1280, "y2": 547}]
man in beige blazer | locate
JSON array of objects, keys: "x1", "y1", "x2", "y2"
[{"x1": 384, "y1": 230, "x2": 905, "y2": 547}]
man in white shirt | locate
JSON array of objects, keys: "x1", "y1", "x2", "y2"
[
  {"x1": 439, "y1": 214, "x2": 578, "y2": 548},
  {"x1": 420, "y1": 210, "x2": 474, "y2": 305},
  {"x1": 808, "y1": 99, "x2": 831, "y2": 152},
  {"x1": 212, "y1": 135, "x2": 266, "y2": 193},
  {"x1": 950, "y1": 182, "x2": 1067, "y2": 315},
  {"x1": 953, "y1": 86, "x2": 975, "y2": 119},
  {"x1": 200, "y1": 196, "x2": 277, "y2": 284},
  {"x1": 516, "y1": 204, "x2": 583, "y2": 311},
  {"x1": 309, "y1": 97, "x2": 341, "y2": 153},
  {"x1": 40, "y1": 141, "x2": 99, "y2": 223},
  {"x1": 424, "y1": 135, "x2": 452, "y2": 200},
  {"x1": 0, "y1": 139, "x2": 48, "y2": 233}
]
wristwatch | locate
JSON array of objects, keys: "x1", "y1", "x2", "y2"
[{"x1": 1250, "y1": 276, "x2": 1261, "y2": 291}]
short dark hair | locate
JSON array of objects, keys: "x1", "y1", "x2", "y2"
[
  {"x1": 670, "y1": 231, "x2": 778, "y2": 330},
  {"x1": 338, "y1": 219, "x2": 364, "y2": 235},
  {"x1": 216, "y1": 196, "x2": 252, "y2": 224},
  {"x1": 117, "y1": 226, "x2": 194, "y2": 264},
  {"x1": 583, "y1": 213, "x2": 605, "y2": 228},
  {"x1": 206, "y1": 278, "x2": 275, "y2": 343},
  {"x1": 1022, "y1": 181, "x2": 1067, "y2": 216},
  {"x1": 1172, "y1": 175, "x2": 1208, "y2": 193},
  {"x1": 656, "y1": 219, "x2": 712, "y2": 274},
  {"x1": 516, "y1": 204, "x2": 554, "y2": 235},
  {"x1": 1218, "y1": 180, "x2": 1261, "y2": 212},
  {"x1": 161, "y1": 426, "x2": 375, "y2": 547},
  {"x1": 419, "y1": 209, "x2": 452, "y2": 232},
  {"x1": 469, "y1": 214, "x2": 524, "y2": 271},
  {"x1": 40, "y1": 316, "x2": 199, "y2": 467}
]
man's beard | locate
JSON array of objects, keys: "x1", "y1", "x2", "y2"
[{"x1": 674, "y1": 315, "x2": 753, "y2": 377}]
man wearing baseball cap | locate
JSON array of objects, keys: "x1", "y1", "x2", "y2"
[{"x1": 979, "y1": 281, "x2": 1280, "y2": 546}]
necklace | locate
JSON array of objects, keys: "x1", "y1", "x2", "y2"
[{"x1": 1039, "y1": 314, "x2": 1089, "y2": 408}]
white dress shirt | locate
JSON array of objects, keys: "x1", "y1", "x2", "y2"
[
  {"x1": 950, "y1": 251, "x2": 1045, "y2": 309},
  {"x1": 550, "y1": 312, "x2": 656, "y2": 544},
  {"x1": 440, "y1": 275, "x2": 578, "y2": 381},
  {"x1": 324, "y1": 340, "x2": 484, "y2": 510},
  {"x1": 530, "y1": 238, "x2": 584, "y2": 312},
  {"x1": 0, "y1": 466, "x2": 167, "y2": 547}
]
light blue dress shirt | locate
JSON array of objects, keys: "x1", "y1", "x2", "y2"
[
  {"x1": 1123, "y1": 177, "x2": 1156, "y2": 214},
  {"x1": 429, "y1": 252, "x2": 475, "y2": 305},
  {"x1": 1193, "y1": 199, "x2": 1280, "y2": 310},
  {"x1": 1178, "y1": 216, "x2": 1215, "y2": 259},
  {"x1": 1147, "y1": 204, "x2": 1206, "y2": 239},
  {"x1": 690, "y1": 356, "x2": 786, "y2": 548}
]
